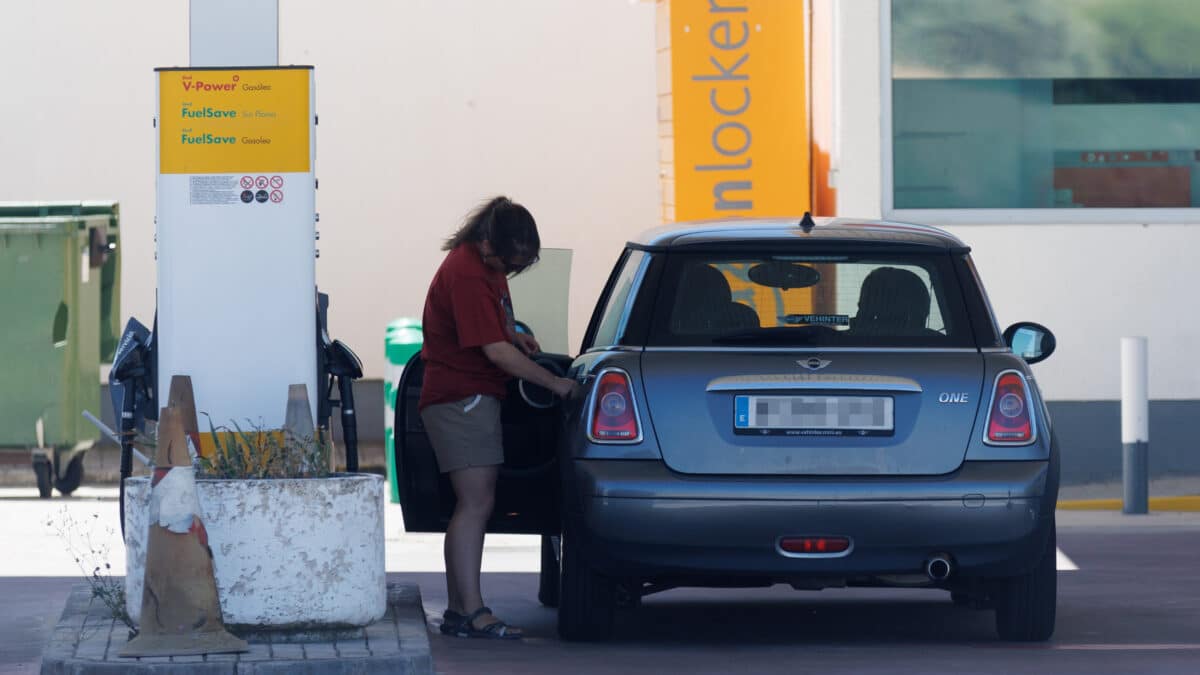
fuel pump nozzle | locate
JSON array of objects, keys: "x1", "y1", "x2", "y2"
[
  {"x1": 324, "y1": 339, "x2": 363, "y2": 472},
  {"x1": 109, "y1": 317, "x2": 156, "y2": 534}
]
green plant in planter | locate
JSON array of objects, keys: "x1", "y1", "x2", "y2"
[{"x1": 198, "y1": 417, "x2": 331, "y2": 479}]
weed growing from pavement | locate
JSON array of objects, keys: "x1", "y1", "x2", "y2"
[{"x1": 47, "y1": 508, "x2": 137, "y2": 637}]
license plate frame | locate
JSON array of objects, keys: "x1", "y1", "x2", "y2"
[{"x1": 734, "y1": 395, "x2": 895, "y2": 437}]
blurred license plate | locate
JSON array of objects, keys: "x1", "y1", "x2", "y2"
[{"x1": 734, "y1": 395, "x2": 894, "y2": 437}]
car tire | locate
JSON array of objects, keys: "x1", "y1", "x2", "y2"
[
  {"x1": 557, "y1": 524, "x2": 615, "y2": 641},
  {"x1": 538, "y1": 535, "x2": 560, "y2": 608},
  {"x1": 993, "y1": 520, "x2": 1057, "y2": 642}
]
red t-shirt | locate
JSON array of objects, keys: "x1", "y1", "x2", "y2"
[{"x1": 418, "y1": 243, "x2": 516, "y2": 410}]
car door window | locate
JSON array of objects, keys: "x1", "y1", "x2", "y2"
[{"x1": 588, "y1": 250, "x2": 646, "y2": 350}]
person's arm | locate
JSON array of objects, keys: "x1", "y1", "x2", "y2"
[{"x1": 481, "y1": 341, "x2": 577, "y2": 399}]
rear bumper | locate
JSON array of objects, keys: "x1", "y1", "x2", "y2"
[{"x1": 567, "y1": 459, "x2": 1054, "y2": 582}]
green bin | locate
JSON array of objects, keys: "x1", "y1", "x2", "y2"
[
  {"x1": 384, "y1": 318, "x2": 422, "y2": 503},
  {"x1": 0, "y1": 202, "x2": 121, "y2": 361},
  {"x1": 0, "y1": 201, "x2": 121, "y2": 495}
]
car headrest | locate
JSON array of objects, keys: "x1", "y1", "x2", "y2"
[{"x1": 853, "y1": 266, "x2": 931, "y2": 333}]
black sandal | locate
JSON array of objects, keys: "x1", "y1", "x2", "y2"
[
  {"x1": 459, "y1": 606, "x2": 522, "y2": 640},
  {"x1": 439, "y1": 609, "x2": 469, "y2": 637}
]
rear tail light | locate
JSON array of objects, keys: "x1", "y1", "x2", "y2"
[
  {"x1": 984, "y1": 370, "x2": 1036, "y2": 445},
  {"x1": 779, "y1": 536, "x2": 852, "y2": 556},
  {"x1": 588, "y1": 369, "x2": 642, "y2": 443}
]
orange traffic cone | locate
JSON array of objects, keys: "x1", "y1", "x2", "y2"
[
  {"x1": 119, "y1": 405, "x2": 247, "y2": 657},
  {"x1": 167, "y1": 375, "x2": 202, "y2": 462}
]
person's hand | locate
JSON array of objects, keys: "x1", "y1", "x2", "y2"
[
  {"x1": 551, "y1": 376, "x2": 579, "y2": 400},
  {"x1": 514, "y1": 333, "x2": 541, "y2": 356}
]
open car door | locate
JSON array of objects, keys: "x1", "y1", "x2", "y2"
[
  {"x1": 394, "y1": 349, "x2": 571, "y2": 534},
  {"x1": 395, "y1": 247, "x2": 575, "y2": 535}
]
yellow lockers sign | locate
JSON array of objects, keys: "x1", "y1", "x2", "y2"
[
  {"x1": 669, "y1": 0, "x2": 809, "y2": 220},
  {"x1": 158, "y1": 67, "x2": 311, "y2": 174}
]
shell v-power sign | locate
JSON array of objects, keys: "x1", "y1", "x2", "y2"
[{"x1": 154, "y1": 66, "x2": 318, "y2": 446}]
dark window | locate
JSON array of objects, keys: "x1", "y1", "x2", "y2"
[
  {"x1": 585, "y1": 250, "x2": 646, "y2": 350},
  {"x1": 647, "y1": 251, "x2": 976, "y2": 348}
]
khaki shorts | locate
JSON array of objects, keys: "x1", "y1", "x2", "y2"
[{"x1": 420, "y1": 395, "x2": 504, "y2": 473}]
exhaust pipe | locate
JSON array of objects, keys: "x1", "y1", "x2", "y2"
[{"x1": 925, "y1": 554, "x2": 953, "y2": 582}]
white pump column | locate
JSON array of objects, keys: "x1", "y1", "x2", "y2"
[{"x1": 156, "y1": 0, "x2": 317, "y2": 439}]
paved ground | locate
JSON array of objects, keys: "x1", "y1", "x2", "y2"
[{"x1": 1, "y1": 487, "x2": 1198, "y2": 674}]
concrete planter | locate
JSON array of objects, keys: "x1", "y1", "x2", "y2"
[{"x1": 124, "y1": 473, "x2": 386, "y2": 630}]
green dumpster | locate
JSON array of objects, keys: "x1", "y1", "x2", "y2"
[
  {"x1": 0, "y1": 201, "x2": 121, "y2": 497},
  {"x1": 384, "y1": 318, "x2": 422, "y2": 503}
]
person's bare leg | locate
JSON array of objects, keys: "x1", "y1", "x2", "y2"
[
  {"x1": 444, "y1": 465, "x2": 520, "y2": 634},
  {"x1": 445, "y1": 466, "x2": 495, "y2": 614},
  {"x1": 443, "y1": 524, "x2": 462, "y2": 615}
]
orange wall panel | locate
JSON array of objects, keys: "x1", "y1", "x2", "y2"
[{"x1": 664, "y1": 0, "x2": 810, "y2": 221}]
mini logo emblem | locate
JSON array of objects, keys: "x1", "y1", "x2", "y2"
[{"x1": 798, "y1": 358, "x2": 831, "y2": 371}]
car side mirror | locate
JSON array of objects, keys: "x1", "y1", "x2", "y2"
[{"x1": 1003, "y1": 322, "x2": 1056, "y2": 364}]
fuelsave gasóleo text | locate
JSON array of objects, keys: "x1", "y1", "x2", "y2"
[{"x1": 157, "y1": 67, "x2": 311, "y2": 174}]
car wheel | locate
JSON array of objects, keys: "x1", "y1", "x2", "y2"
[
  {"x1": 557, "y1": 524, "x2": 615, "y2": 641},
  {"x1": 538, "y1": 535, "x2": 560, "y2": 608},
  {"x1": 993, "y1": 520, "x2": 1057, "y2": 641}
]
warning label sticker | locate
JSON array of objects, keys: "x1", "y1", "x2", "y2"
[{"x1": 189, "y1": 175, "x2": 242, "y2": 205}]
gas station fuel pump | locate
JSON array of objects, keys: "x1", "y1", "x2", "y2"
[{"x1": 109, "y1": 304, "x2": 363, "y2": 534}]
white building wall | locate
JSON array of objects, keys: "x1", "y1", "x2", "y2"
[
  {"x1": 832, "y1": 0, "x2": 1200, "y2": 403},
  {"x1": 0, "y1": 0, "x2": 659, "y2": 379}
]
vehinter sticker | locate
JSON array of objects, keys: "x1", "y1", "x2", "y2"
[
  {"x1": 780, "y1": 314, "x2": 850, "y2": 326},
  {"x1": 189, "y1": 175, "x2": 241, "y2": 205}
]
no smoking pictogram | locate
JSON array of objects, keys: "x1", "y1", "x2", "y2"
[
  {"x1": 255, "y1": 176, "x2": 269, "y2": 189},
  {"x1": 240, "y1": 176, "x2": 254, "y2": 189},
  {"x1": 270, "y1": 176, "x2": 284, "y2": 189},
  {"x1": 269, "y1": 190, "x2": 284, "y2": 203}
]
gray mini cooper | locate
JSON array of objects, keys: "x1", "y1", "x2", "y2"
[{"x1": 396, "y1": 217, "x2": 1059, "y2": 642}]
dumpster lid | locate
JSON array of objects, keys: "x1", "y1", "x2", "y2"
[{"x1": 0, "y1": 215, "x2": 110, "y2": 233}]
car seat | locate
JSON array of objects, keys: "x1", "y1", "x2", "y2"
[
  {"x1": 671, "y1": 264, "x2": 761, "y2": 334},
  {"x1": 849, "y1": 266, "x2": 934, "y2": 336}
]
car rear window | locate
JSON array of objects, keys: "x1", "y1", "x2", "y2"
[{"x1": 647, "y1": 251, "x2": 975, "y2": 348}]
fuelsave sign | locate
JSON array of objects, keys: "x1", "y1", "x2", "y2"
[
  {"x1": 158, "y1": 68, "x2": 311, "y2": 174},
  {"x1": 669, "y1": 0, "x2": 809, "y2": 219}
]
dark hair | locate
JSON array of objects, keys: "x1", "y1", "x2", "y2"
[{"x1": 443, "y1": 196, "x2": 540, "y2": 264}]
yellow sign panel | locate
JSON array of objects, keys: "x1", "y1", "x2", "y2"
[
  {"x1": 670, "y1": 0, "x2": 809, "y2": 220},
  {"x1": 158, "y1": 68, "x2": 311, "y2": 174}
]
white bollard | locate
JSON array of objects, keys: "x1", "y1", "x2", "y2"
[{"x1": 1120, "y1": 336, "x2": 1149, "y2": 514}]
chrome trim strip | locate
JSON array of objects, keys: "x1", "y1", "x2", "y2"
[
  {"x1": 981, "y1": 369, "x2": 1039, "y2": 447},
  {"x1": 706, "y1": 373, "x2": 922, "y2": 393},
  {"x1": 776, "y1": 536, "x2": 856, "y2": 560},
  {"x1": 585, "y1": 366, "x2": 645, "y2": 445},
  {"x1": 583, "y1": 345, "x2": 644, "y2": 354},
  {"x1": 645, "y1": 346, "x2": 979, "y2": 354}
]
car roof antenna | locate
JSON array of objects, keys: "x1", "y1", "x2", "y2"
[{"x1": 799, "y1": 212, "x2": 816, "y2": 233}]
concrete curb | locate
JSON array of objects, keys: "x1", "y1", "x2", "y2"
[
  {"x1": 1057, "y1": 495, "x2": 1200, "y2": 511},
  {"x1": 41, "y1": 583, "x2": 433, "y2": 674}
]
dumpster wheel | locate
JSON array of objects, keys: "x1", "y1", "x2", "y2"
[
  {"x1": 33, "y1": 456, "x2": 53, "y2": 499},
  {"x1": 54, "y1": 453, "x2": 85, "y2": 497}
]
